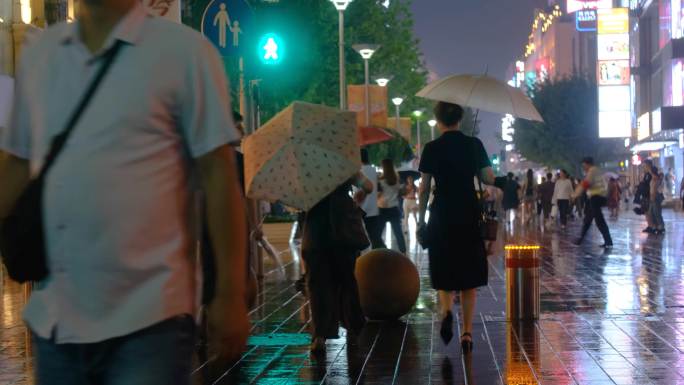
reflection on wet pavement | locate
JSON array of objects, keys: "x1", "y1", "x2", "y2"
[{"x1": 3, "y1": 211, "x2": 684, "y2": 384}]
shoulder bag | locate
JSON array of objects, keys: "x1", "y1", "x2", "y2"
[
  {"x1": 0, "y1": 41, "x2": 124, "y2": 283},
  {"x1": 472, "y1": 139, "x2": 498, "y2": 242}
]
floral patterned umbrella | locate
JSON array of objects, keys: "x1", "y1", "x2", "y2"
[{"x1": 243, "y1": 102, "x2": 361, "y2": 211}]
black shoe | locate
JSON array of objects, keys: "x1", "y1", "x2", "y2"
[
  {"x1": 440, "y1": 311, "x2": 454, "y2": 345},
  {"x1": 643, "y1": 227, "x2": 655, "y2": 233},
  {"x1": 461, "y1": 332, "x2": 473, "y2": 354},
  {"x1": 655, "y1": 229, "x2": 666, "y2": 235}
]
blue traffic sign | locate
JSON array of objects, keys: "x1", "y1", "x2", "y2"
[{"x1": 201, "y1": 0, "x2": 253, "y2": 57}]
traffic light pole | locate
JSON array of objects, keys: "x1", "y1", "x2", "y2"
[{"x1": 338, "y1": 10, "x2": 346, "y2": 110}]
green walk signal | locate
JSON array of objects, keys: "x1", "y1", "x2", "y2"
[{"x1": 258, "y1": 33, "x2": 284, "y2": 65}]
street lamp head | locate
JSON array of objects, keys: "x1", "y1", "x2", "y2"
[
  {"x1": 353, "y1": 44, "x2": 381, "y2": 60},
  {"x1": 330, "y1": 0, "x2": 353, "y2": 11},
  {"x1": 374, "y1": 76, "x2": 393, "y2": 87},
  {"x1": 413, "y1": 110, "x2": 424, "y2": 118},
  {"x1": 428, "y1": 119, "x2": 437, "y2": 128},
  {"x1": 392, "y1": 97, "x2": 404, "y2": 106}
]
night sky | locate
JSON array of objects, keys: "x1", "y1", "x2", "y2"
[{"x1": 410, "y1": 0, "x2": 548, "y2": 154}]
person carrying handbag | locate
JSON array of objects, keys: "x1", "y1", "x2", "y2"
[
  {"x1": 302, "y1": 173, "x2": 372, "y2": 352},
  {"x1": 416, "y1": 102, "x2": 498, "y2": 355}
]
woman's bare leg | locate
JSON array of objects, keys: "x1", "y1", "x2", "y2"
[
  {"x1": 438, "y1": 290, "x2": 455, "y2": 318},
  {"x1": 460, "y1": 289, "x2": 477, "y2": 336}
]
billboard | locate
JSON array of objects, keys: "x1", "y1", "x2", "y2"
[
  {"x1": 597, "y1": 34, "x2": 630, "y2": 60},
  {"x1": 567, "y1": 0, "x2": 612, "y2": 14},
  {"x1": 598, "y1": 60, "x2": 630, "y2": 85},
  {"x1": 576, "y1": 9, "x2": 598, "y2": 31},
  {"x1": 597, "y1": 8, "x2": 632, "y2": 138},
  {"x1": 347, "y1": 85, "x2": 388, "y2": 128}
]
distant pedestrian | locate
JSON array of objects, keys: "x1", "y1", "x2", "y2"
[
  {"x1": 647, "y1": 166, "x2": 665, "y2": 235},
  {"x1": 402, "y1": 176, "x2": 419, "y2": 232},
  {"x1": 538, "y1": 172, "x2": 555, "y2": 223},
  {"x1": 636, "y1": 161, "x2": 654, "y2": 233},
  {"x1": 378, "y1": 159, "x2": 407, "y2": 253},
  {"x1": 552, "y1": 170, "x2": 573, "y2": 229},
  {"x1": 502, "y1": 172, "x2": 521, "y2": 222},
  {"x1": 417, "y1": 102, "x2": 497, "y2": 354},
  {"x1": 0, "y1": 2, "x2": 250, "y2": 383},
  {"x1": 607, "y1": 177, "x2": 622, "y2": 219},
  {"x1": 521, "y1": 169, "x2": 536, "y2": 224},
  {"x1": 574, "y1": 157, "x2": 613, "y2": 248},
  {"x1": 680, "y1": 176, "x2": 684, "y2": 210},
  {"x1": 357, "y1": 149, "x2": 384, "y2": 249}
]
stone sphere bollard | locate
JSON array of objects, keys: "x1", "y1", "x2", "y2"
[{"x1": 355, "y1": 249, "x2": 420, "y2": 320}]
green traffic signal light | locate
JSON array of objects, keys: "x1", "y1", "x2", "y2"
[{"x1": 258, "y1": 33, "x2": 284, "y2": 65}]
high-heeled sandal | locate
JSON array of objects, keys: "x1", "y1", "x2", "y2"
[
  {"x1": 461, "y1": 332, "x2": 473, "y2": 354},
  {"x1": 440, "y1": 310, "x2": 454, "y2": 344}
]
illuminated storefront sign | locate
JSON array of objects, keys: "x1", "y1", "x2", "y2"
[
  {"x1": 516, "y1": 61, "x2": 525, "y2": 88},
  {"x1": 567, "y1": 0, "x2": 612, "y2": 14},
  {"x1": 535, "y1": 58, "x2": 550, "y2": 82},
  {"x1": 652, "y1": 108, "x2": 662, "y2": 134},
  {"x1": 597, "y1": 8, "x2": 631, "y2": 138},
  {"x1": 597, "y1": 7, "x2": 629, "y2": 34},
  {"x1": 576, "y1": 9, "x2": 598, "y2": 31},
  {"x1": 501, "y1": 114, "x2": 515, "y2": 142}
]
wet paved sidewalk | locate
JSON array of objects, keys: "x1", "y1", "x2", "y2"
[{"x1": 3, "y1": 209, "x2": 684, "y2": 384}]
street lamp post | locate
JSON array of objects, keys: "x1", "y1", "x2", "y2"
[
  {"x1": 354, "y1": 44, "x2": 380, "y2": 127},
  {"x1": 392, "y1": 97, "x2": 404, "y2": 133},
  {"x1": 413, "y1": 109, "x2": 424, "y2": 156},
  {"x1": 428, "y1": 119, "x2": 437, "y2": 141},
  {"x1": 330, "y1": 0, "x2": 353, "y2": 110}
]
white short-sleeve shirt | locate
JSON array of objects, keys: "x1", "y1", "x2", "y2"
[{"x1": 0, "y1": 4, "x2": 240, "y2": 343}]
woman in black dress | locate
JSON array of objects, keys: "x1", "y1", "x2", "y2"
[{"x1": 417, "y1": 102, "x2": 496, "y2": 354}]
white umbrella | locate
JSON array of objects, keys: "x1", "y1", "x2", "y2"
[{"x1": 416, "y1": 74, "x2": 544, "y2": 122}]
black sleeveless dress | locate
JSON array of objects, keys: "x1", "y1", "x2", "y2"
[{"x1": 418, "y1": 131, "x2": 490, "y2": 291}]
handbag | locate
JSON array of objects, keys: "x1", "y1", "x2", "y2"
[
  {"x1": 329, "y1": 191, "x2": 370, "y2": 252},
  {"x1": 0, "y1": 41, "x2": 124, "y2": 283},
  {"x1": 472, "y1": 140, "x2": 498, "y2": 242}
]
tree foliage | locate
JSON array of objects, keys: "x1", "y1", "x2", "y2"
[{"x1": 513, "y1": 76, "x2": 626, "y2": 176}]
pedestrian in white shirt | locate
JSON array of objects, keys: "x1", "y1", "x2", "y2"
[
  {"x1": 552, "y1": 169, "x2": 574, "y2": 229},
  {"x1": 0, "y1": 1, "x2": 248, "y2": 383},
  {"x1": 378, "y1": 159, "x2": 407, "y2": 253}
]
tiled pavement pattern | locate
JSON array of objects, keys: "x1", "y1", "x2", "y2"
[{"x1": 3, "y1": 209, "x2": 684, "y2": 384}]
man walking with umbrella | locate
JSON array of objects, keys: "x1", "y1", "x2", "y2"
[{"x1": 573, "y1": 157, "x2": 613, "y2": 248}]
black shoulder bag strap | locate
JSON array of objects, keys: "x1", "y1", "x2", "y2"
[{"x1": 38, "y1": 40, "x2": 124, "y2": 178}]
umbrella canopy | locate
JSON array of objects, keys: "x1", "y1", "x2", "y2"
[
  {"x1": 243, "y1": 102, "x2": 361, "y2": 211},
  {"x1": 359, "y1": 126, "x2": 394, "y2": 146},
  {"x1": 416, "y1": 74, "x2": 544, "y2": 122}
]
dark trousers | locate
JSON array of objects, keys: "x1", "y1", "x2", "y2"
[
  {"x1": 363, "y1": 215, "x2": 385, "y2": 249},
  {"x1": 33, "y1": 315, "x2": 196, "y2": 385},
  {"x1": 304, "y1": 249, "x2": 365, "y2": 339},
  {"x1": 557, "y1": 199, "x2": 570, "y2": 226},
  {"x1": 379, "y1": 206, "x2": 407, "y2": 253},
  {"x1": 542, "y1": 200, "x2": 552, "y2": 219},
  {"x1": 580, "y1": 195, "x2": 613, "y2": 245}
]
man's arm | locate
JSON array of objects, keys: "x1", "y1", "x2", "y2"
[
  {"x1": 0, "y1": 151, "x2": 30, "y2": 221},
  {"x1": 418, "y1": 173, "x2": 432, "y2": 225},
  {"x1": 197, "y1": 144, "x2": 249, "y2": 362},
  {"x1": 479, "y1": 167, "x2": 496, "y2": 186}
]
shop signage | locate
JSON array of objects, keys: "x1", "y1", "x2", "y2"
[
  {"x1": 597, "y1": 8, "x2": 629, "y2": 34},
  {"x1": 637, "y1": 113, "x2": 650, "y2": 140},
  {"x1": 567, "y1": 0, "x2": 613, "y2": 14},
  {"x1": 576, "y1": 9, "x2": 598, "y2": 31},
  {"x1": 597, "y1": 8, "x2": 632, "y2": 138}
]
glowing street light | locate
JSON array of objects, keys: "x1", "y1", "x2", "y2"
[
  {"x1": 374, "y1": 75, "x2": 393, "y2": 87},
  {"x1": 353, "y1": 44, "x2": 380, "y2": 127},
  {"x1": 330, "y1": 0, "x2": 353, "y2": 110},
  {"x1": 413, "y1": 109, "x2": 424, "y2": 155},
  {"x1": 428, "y1": 119, "x2": 437, "y2": 140},
  {"x1": 392, "y1": 97, "x2": 404, "y2": 133}
]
